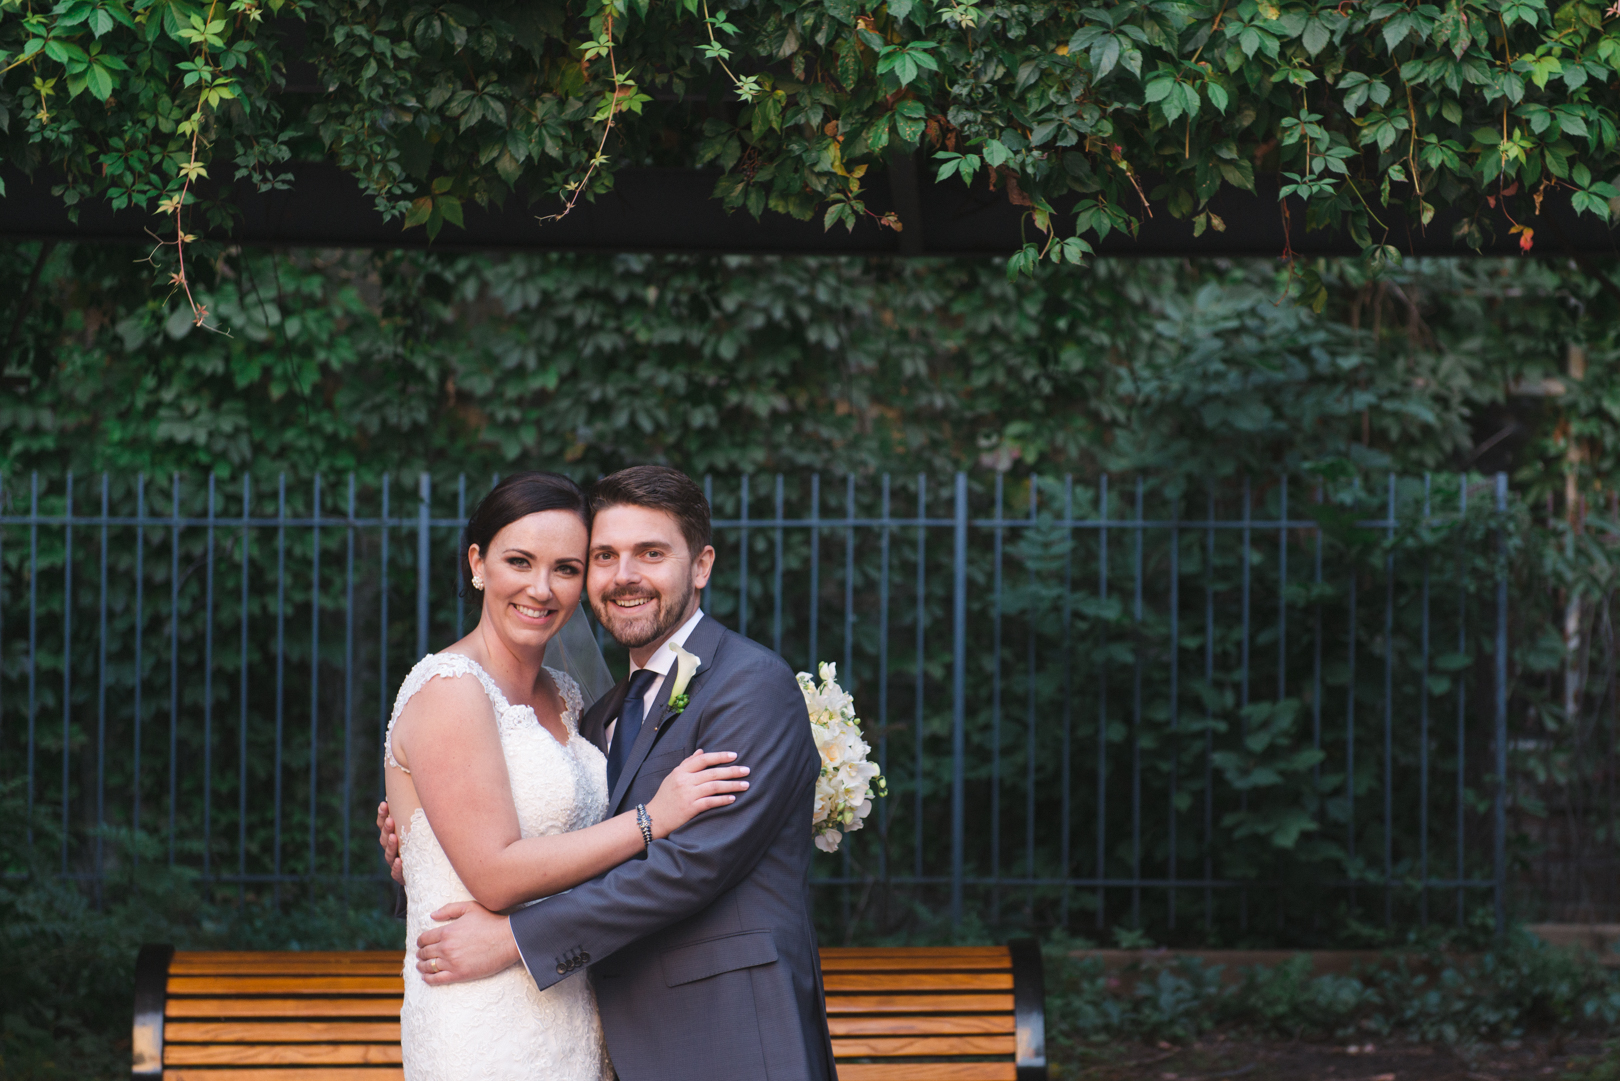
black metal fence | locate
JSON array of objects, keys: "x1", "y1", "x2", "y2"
[{"x1": 0, "y1": 470, "x2": 1514, "y2": 940}]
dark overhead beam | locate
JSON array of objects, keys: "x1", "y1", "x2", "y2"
[{"x1": 5, "y1": 163, "x2": 1618, "y2": 258}]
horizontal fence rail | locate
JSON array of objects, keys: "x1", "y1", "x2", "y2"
[{"x1": 0, "y1": 470, "x2": 1513, "y2": 939}]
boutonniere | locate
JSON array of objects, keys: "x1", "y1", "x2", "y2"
[{"x1": 666, "y1": 641, "x2": 701, "y2": 714}]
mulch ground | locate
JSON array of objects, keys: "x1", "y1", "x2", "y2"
[{"x1": 1056, "y1": 1035, "x2": 1613, "y2": 1080}]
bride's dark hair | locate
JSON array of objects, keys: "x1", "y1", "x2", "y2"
[{"x1": 460, "y1": 472, "x2": 589, "y2": 597}]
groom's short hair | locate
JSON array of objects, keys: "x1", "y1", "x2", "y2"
[{"x1": 590, "y1": 466, "x2": 712, "y2": 558}]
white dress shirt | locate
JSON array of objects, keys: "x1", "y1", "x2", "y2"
[{"x1": 605, "y1": 608, "x2": 705, "y2": 752}]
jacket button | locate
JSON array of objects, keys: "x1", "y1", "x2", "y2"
[
  {"x1": 580, "y1": 952, "x2": 590, "y2": 964},
  {"x1": 556, "y1": 962, "x2": 567, "y2": 974}
]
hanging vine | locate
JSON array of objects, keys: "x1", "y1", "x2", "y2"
[{"x1": 4, "y1": 0, "x2": 1620, "y2": 288}]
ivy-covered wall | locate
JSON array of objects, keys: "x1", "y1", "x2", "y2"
[{"x1": 3, "y1": 244, "x2": 1614, "y2": 495}]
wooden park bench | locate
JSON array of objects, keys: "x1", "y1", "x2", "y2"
[{"x1": 133, "y1": 941, "x2": 1047, "y2": 1081}]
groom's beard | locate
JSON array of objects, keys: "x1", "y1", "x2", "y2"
[{"x1": 591, "y1": 580, "x2": 694, "y2": 650}]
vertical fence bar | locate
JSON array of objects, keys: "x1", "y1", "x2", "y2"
[
  {"x1": 773, "y1": 475, "x2": 784, "y2": 657},
  {"x1": 238, "y1": 475, "x2": 251, "y2": 896},
  {"x1": 309, "y1": 474, "x2": 322, "y2": 878},
  {"x1": 950, "y1": 472, "x2": 968, "y2": 927},
  {"x1": 1275, "y1": 476, "x2": 1287, "y2": 929},
  {"x1": 1238, "y1": 477, "x2": 1251, "y2": 928},
  {"x1": 1203, "y1": 484, "x2": 1215, "y2": 927},
  {"x1": 1094, "y1": 475, "x2": 1107, "y2": 928},
  {"x1": 60, "y1": 472, "x2": 72, "y2": 875},
  {"x1": 1419, "y1": 475, "x2": 1432, "y2": 925},
  {"x1": 1168, "y1": 492, "x2": 1180, "y2": 928},
  {"x1": 1456, "y1": 475, "x2": 1468, "y2": 924},
  {"x1": 877, "y1": 475, "x2": 891, "y2": 886},
  {"x1": 27, "y1": 473, "x2": 38, "y2": 844},
  {"x1": 1061, "y1": 476, "x2": 1075, "y2": 926},
  {"x1": 1494, "y1": 472, "x2": 1509, "y2": 934},
  {"x1": 1382, "y1": 474, "x2": 1396, "y2": 925},
  {"x1": 1346, "y1": 492, "x2": 1359, "y2": 912},
  {"x1": 990, "y1": 472, "x2": 1004, "y2": 917},
  {"x1": 379, "y1": 474, "x2": 391, "y2": 819},
  {"x1": 456, "y1": 475, "x2": 467, "y2": 640},
  {"x1": 133, "y1": 474, "x2": 146, "y2": 855},
  {"x1": 1278, "y1": 476, "x2": 1289, "y2": 703},
  {"x1": 1313, "y1": 485, "x2": 1324, "y2": 791},
  {"x1": 416, "y1": 474, "x2": 430, "y2": 661},
  {"x1": 738, "y1": 475, "x2": 750, "y2": 640},
  {"x1": 1, "y1": 475, "x2": 5, "y2": 773},
  {"x1": 343, "y1": 475, "x2": 356, "y2": 877},
  {"x1": 274, "y1": 475, "x2": 286, "y2": 897},
  {"x1": 844, "y1": 475, "x2": 855, "y2": 698},
  {"x1": 843, "y1": 474, "x2": 856, "y2": 919},
  {"x1": 808, "y1": 475, "x2": 820, "y2": 670},
  {"x1": 168, "y1": 474, "x2": 179, "y2": 866},
  {"x1": 203, "y1": 473, "x2": 216, "y2": 881},
  {"x1": 914, "y1": 474, "x2": 927, "y2": 883},
  {"x1": 1240, "y1": 476, "x2": 1252, "y2": 715},
  {"x1": 1026, "y1": 477, "x2": 1038, "y2": 904},
  {"x1": 95, "y1": 474, "x2": 108, "y2": 886},
  {"x1": 703, "y1": 476, "x2": 713, "y2": 614},
  {"x1": 1130, "y1": 476, "x2": 1144, "y2": 926}
]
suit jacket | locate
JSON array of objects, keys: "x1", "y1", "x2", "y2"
[{"x1": 509, "y1": 614, "x2": 837, "y2": 1081}]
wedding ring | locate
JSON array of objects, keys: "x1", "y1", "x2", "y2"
[{"x1": 429, "y1": 958, "x2": 439, "y2": 973}]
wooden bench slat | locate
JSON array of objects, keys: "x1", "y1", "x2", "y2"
[
  {"x1": 828, "y1": 1014, "x2": 1015, "y2": 1036},
  {"x1": 822, "y1": 972, "x2": 1014, "y2": 992},
  {"x1": 823, "y1": 993, "x2": 1016, "y2": 1013},
  {"x1": 167, "y1": 976, "x2": 405, "y2": 995},
  {"x1": 164, "y1": 1069, "x2": 404, "y2": 1081},
  {"x1": 835, "y1": 1064, "x2": 1018, "y2": 1081},
  {"x1": 167, "y1": 1022, "x2": 402, "y2": 1043},
  {"x1": 818, "y1": 956, "x2": 1011, "y2": 972},
  {"x1": 833, "y1": 1034, "x2": 1017, "y2": 1057},
  {"x1": 170, "y1": 959, "x2": 403, "y2": 975},
  {"x1": 166, "y1": 998, "x2": 403, "y2": 1019},
  {"x1": 166, "y1": 1043, "x2": 403, "y2": 1066},
  {"x1": 173, "y1": 952, "x2": 404, "y2": 964},
  {"x1": 822, "y1": 946, "x2": 1010, "y2": 952}
]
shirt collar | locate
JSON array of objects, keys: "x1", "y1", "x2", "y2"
[{"x1": 630, "y1": 608, "x2": 705, "y2": 677}]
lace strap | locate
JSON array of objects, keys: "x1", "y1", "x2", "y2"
[
  {"x1": 384, "y1": 653, "x2": 509, "y2": 773},
  {"x1": 547, "y1": 667, "x2": 585, "y2": 732}
]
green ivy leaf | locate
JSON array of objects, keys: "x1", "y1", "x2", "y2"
[
  {"x1": 1301, "y1": 16, "x2": 1331, "y2": 56},
  {"x1": 893, "y1": 98, "x2": 926, "y2": 144},
  {"x1": 85, "y1": 61, "x2": 113, "y2": 100}
]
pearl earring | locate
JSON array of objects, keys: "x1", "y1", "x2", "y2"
[{"x1": 471, "y1": 574, "x2": 485, "y2": 591}]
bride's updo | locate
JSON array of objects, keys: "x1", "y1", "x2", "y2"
[{"x1": 459, "y1": 472, "x2": 589, "y2": 597}]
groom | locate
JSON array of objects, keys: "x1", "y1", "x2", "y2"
[{"x1": 378, "y1": 465, "x2": 837, "y2": 1080}]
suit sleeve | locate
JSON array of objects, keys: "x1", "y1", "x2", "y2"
[{"x1": 509, "y1": 653, "x2": 816, "y2": 991}]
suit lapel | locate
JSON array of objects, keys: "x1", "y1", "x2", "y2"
[
  {"x1": 607, "y1": 615, "x2": 726, "y2": 815},
  {"x1": 578, "y1": 677, "x2": 631, "y2": 756}
]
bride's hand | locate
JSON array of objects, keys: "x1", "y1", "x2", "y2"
[{"x1": 645, "y1": 750, "x2": 750, "y2": 839}]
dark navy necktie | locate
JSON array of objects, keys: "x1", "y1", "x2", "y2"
[{"x1": 605, "y1": 668, "x2": 659, "y2": 794}]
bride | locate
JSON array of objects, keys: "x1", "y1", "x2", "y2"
[{"x1": 381, "y1": 471, "x2": 750, "y2": 1081}]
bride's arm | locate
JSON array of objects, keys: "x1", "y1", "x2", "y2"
[{"x1": 394, "y1": 674, "x2": 749, "y2": 912}]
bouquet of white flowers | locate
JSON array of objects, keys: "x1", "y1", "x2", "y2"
[{"x1": 799, "y1": 662, "x2": 886, "y2": 853}]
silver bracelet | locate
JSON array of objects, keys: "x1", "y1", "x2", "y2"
[{"x1": 635, "y1": 804, "x2": 654, "y2": 849}]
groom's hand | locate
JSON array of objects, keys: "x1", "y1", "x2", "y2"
[
  {"x1": 375, "y1": 801, "x2": 403, "y2": 885},
  {"x1": 416, "y1": 902, "x2": 521, "y2": 985}
]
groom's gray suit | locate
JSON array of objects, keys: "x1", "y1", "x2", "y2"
[{"x1": 508, "y1": 613, "x2": 838, "y2": 1081}]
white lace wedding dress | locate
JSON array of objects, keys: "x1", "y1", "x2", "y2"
[{"x1": 385, "y1": 653, "x2": 612, "y2": 1081}]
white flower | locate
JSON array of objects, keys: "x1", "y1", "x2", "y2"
[
  {"x1": 667, "y1": 641, "x2": 701, "y2": 702},
  {"x1": 799, "y1": 664, "x2": 887, "y2": 854}
]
